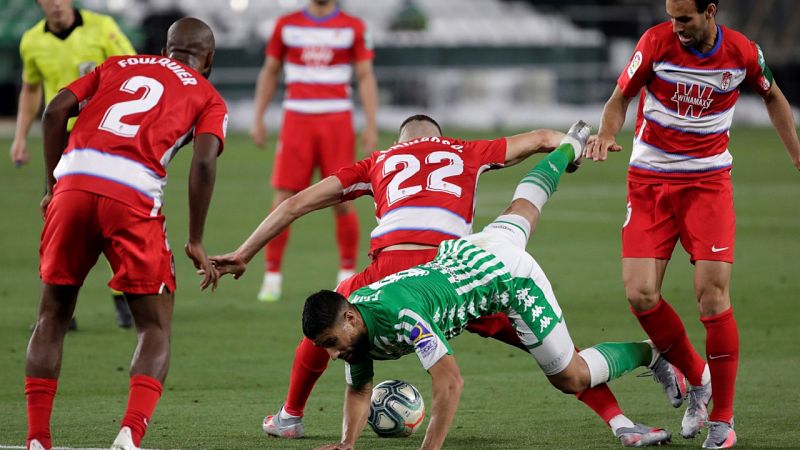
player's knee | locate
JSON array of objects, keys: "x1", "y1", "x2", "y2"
[
  {"x1": 624, "y1": 284, "x2": 660, "y2": 312},
  {"x1": 547, "y1": 371, "x2": 585, "y2": 394},
  {"x1": 696, "y1": 288, "x2": 730, "y2": 316}
]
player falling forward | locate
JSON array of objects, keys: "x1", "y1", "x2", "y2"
[
  {"x1": 25, "y1": 18, "x2": 226, "y2": 450},
  {"x1": 301, "y1": 122, "x2": 677, "y2": 450},
  {"x1": 585, "y1": 1, "x2": 800, "y2": 448},
  {"x1": 211, "y1": 121, "x2": 677, "y2": 447}
]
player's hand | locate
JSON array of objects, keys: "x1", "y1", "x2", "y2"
[
  {"x1": 315, "y1": 443, "x2": 354, "y2": 450},
  {"x1": 361, "y1": 124, "x2": 378, "y2": 154},
  {"x1": 185, "y1": 242, "x2": 219, "y2": 291},
  {"x1": 10, "y1": 139, "x2": 30, "y2": 167},
  {"x1": 39, "y1": 192, "x2": 52, "y2": 220},
  {"x1": 209, "y1": 251, "x2": 247, "y2": 280},
  {"x1": 251, "y1": 121, "x2": 268, "y2": 148},
  {"x1": 584, "y1": 134, "x2": 623, "y2": 162}
]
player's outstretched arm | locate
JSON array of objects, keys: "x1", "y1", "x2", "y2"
[
  {"x1": 421, "y1": 355, "x2": 463, "y2": 450},
  {"x1": 251, "y1": 56, "x2": 282, "y2": 147},
  {"x1": 186, "y1": 133, "x2": 221, "y2": 291},
  {"x1": 355, "y1": 59, "x2": 379, "y2": 153},
  {"x1": 10, "y1": 82, "x2": 42, "y2": 167},
  {"x1": 504, "y1": 129, "x2": 566, "y2": 167},
  {"x1": 314, "y1": 382, "x2": 372, "y2": 450},
  {"x1": 40, "y1": 89, "x2": 79, "y2": 217},
  {"x1": 210, "y1": 176, "x2": 345, "y2": 279},
  {"x1": 585, "y1": 86, "x2": 629, "y2": 162},
  {"x1": 762, "y1": 82, "x2": 800, "y2": 171}
]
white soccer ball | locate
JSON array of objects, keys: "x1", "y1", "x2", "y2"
[{"x1": 368, "y1": 379, "x2": 426, "y2": 438}]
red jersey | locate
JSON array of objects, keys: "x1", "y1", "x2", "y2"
[
  {"x1": 617, "y1": 22, "x2": 773, "y2": 182},
  {"x1": 54, "y1": 55, "x2": 228, "y2": 216},
  {"x1": 267, "y1": 8, "x2": 373, "y2": 114},
  {"x1": 335, "y1": 136, "x2": 507, "y2": 254}
]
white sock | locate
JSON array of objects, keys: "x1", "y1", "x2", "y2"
[
  {"x1": 279, "y1": 407, "x2": 300, "y2": 420},
  {"x1": 578, "y1": 348, "x2": 610, "y2": 388},
  {"x1": 700, "y1": 364, "x2": 711, "y2": 386},
  {"x1": 609, "y1": 414, "x2": 635, "y2": 434}
]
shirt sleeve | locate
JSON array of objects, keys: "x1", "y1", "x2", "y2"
[
  {"x1": 335, "y1": 156, "x2": 375, "y2": 200},
  {"x1": 265, "y1": 19, "x2": 286, "y2": 59},
  {"x1": 101, "y1": 15, "x2": 136, "y2": 57},
  {"x1": 405, "y1": 317, "x2": 452, "y2": 371},
  {"x1": 64, "y1": 60, "x2": 104, "y2": 102},
  {"x1": 19, "y1": 34, "x2": 42, "y2": 85},
  {"x1": 194, "y1": 92, "x2": 229, "y2": 154},
  {"x1": 744, "y1": 41, "x2": 773, "y2": 96},
  {"x1": 345, "y1": 359, "x2": 374, "y2": 388},
  {"x1": 617, "y1": 29, "x2": 656, "y2": 98},
  {"x1": 352, "y1": 19, "x2": 375, "y2": 62},
  {"x1": 462, "y1": 138, "x2": 507, "y2": 167}
]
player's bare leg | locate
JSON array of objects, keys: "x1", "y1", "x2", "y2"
[
  {"x1": 112, "y1": 291, "x2": 174, "y2": 450},
  {"x1": 260, "y1": 188, "x2": 296, "y2": 301},
  {"x1": 695, "y1": 260, "x2": 737, "y2": 448},
  {"x1": 332, "y1": 200, "x2": 359, "y2": 285},
  {"x1": 25, "y1": 284, "x2": 79, "y2": 450},
  {"x1": 625, "y1": 256, "x2": 712, "y2": 438}
]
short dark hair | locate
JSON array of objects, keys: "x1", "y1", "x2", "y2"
[
  {"x1": 399, "y1": 114, "x2": 443, "y2": 136},
  {"x1": 302, "y1": 290, "x2": 348, "y2": 340},
  {"x1": 693, "y1": 0, "x2": 719, "y2": 13}
]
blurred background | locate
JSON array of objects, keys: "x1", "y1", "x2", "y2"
[{"x1": 1, "y1": 0, "x2": 798, "y2": 132}]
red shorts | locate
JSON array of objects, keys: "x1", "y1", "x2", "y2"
[
  {"x1": 335, "y1": 248, "x2": 439, "y2": 296},
  {"x1": 335, "y1": 247, "x2": 513, "y2": 337},
  {"x1": 622, "y1": 178, "x2": 735, "y2": 263},
  {"x1": 271, "y1": 110, "x2": 355, "y2": 191},
  {"x1": 40, "y1": 190, "x2": 176, "y2": 294}
]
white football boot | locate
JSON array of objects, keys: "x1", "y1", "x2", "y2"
[
  {"x1": 110, "y1": 426, "x2": 140, "y2": 450},
  {"x1": 28, "y1": 439, "x2": 47, "y2": 450},
  {"x1": 257, "y1": 272, "x2": 282, "y2": 302}
]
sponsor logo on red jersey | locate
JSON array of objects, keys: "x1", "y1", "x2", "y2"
[{"x1": 671, "y1": 82, "x2": 714, "y2": 118}]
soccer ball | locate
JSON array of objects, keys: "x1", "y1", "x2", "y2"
[{"x1": 368, "y1": 379, "x2": 426, "y2": 437}]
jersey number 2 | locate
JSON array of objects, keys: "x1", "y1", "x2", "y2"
[
  {"x1": 99, "y1": 76, "x2": 165, "y2": 138},
  {"x1": 383, "y1": 151, "x2": 463, "y2": 205}
]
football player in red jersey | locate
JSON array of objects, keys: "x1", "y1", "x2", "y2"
[
  {"x1": 211, "y1": 116, "x2": 674, "y2": 447},
  {"x1": 25, "y1": 18, "x2": 226, "y2": 450},
  {"x1": 251, "y1": 0, "x2": 378, "y2": 302},
  {"x1": 585, "y1": 1, "x2": 800, "y2": 448}
]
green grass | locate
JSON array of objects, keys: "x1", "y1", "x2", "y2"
[{"x1": 0, "y1": 128, "x2": 798, "y2": 449}]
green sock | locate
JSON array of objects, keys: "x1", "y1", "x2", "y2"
[
  {"x1": 511, "y1": 144, "x2": 573, "y2": 211},
  {"x1": 579, "y1": 342, "x2": 652, "y2": 387}
]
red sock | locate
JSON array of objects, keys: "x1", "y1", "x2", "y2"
[
  {"x1": 26, "y1": 376, "x2": 57, "y2": 450},
  {"x1": 335, "y1": 211, "x2": 359, "y2": 270},
  {"x1": 702, "y1": 308, "x2": 738, "y2": 423},
  {"x1": 284, "y1": 337, "x2": 330, "y2": 417},
  {"x1": 265, "y1": 227, "x2": 290, "y2": 272},
  {"x1": 633, "y1": 298, "x2": 706, "y2": 386},
  {"x1": 465, "y1": 313, "x2": 526, "y2": 351},
  {"x1": 576, "y1": 384, "x2": 623, "y2": 424},
  {"x1": 121, "y1": 375, "x2": 163, "y2": 447}
]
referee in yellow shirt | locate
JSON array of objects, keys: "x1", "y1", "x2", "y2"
[{"x1": 12, "y1": 0, "x2": 136, "y2": 330}]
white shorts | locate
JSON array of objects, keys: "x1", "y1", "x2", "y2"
[{"x1": 465, "y1": 214, "x2": 575, "y2": 376}]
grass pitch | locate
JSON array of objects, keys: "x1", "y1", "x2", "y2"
[{"x1": 0, "y1": 127, "x2": 798, "y2": 449}]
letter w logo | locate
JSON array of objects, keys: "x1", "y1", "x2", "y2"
[{"x1": 671, "y1": 82, "x2": 714, "y2": 118}]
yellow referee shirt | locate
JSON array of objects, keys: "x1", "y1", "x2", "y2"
[{"x1": 19, "y1": 9, "x2": 135, "y2": 130}]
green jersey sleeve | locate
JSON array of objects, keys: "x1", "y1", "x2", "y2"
[
  {"x1": 399, "y1": 309, "x2": 452, "y2": 371},
  {"x1": 345, "y1": 359, "x2": 374, "y2": 388}
]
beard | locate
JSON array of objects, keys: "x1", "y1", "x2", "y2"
[{"x1": 342, "y1": 332, "x2": 371, "y2": 364}]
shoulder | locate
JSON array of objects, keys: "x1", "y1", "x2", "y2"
[
  {"x1": 19, "y1": 20, "x2": 46, "y2": 50},
  {"x1": 338, "y1": 10, "x2": 367, "y2": 28},
  {"x1": 80, "y1": 9, "x2": 116, "y2": 27},
  {"x1": 720, "y1": 25, "x2": 757, "y2": 54},
  {"x1": 641, "y1": 22, "x2": 672, "y2": 48}
]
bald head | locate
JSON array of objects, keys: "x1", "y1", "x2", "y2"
[
  {"x1": 164, "y1": 17, "x2": 215, "y2": 76},
  {"x1": 398, "y1": 114, "x2": 443, "y2": 142}
]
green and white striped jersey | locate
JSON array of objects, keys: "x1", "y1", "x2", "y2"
[{"x1": 346, "y1": 238, "x2": 559, "y2": 386}]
